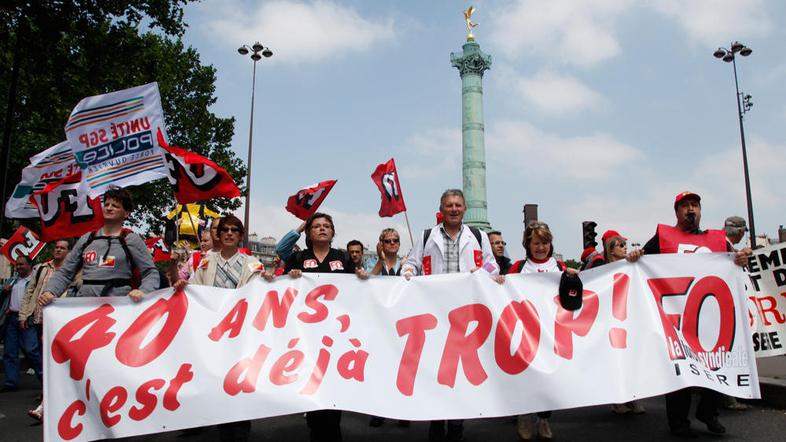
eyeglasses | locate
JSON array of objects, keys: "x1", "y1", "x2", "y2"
[
  {"x1": 492, "y1": 241, "x2": 506, "y2": 246},
  {"x1": 383, "y1": 238, "x2": 400, "y2": 244},
  {"x1": 220, "y1": 227, "x2": 241, "y2": 233}
]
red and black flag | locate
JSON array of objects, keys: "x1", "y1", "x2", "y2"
[
  {"x1": 30, "y1": 172, "x2": 104, "y2": 242},
  {"x1": 285, "y1": 180, "x2": 337, "y2": 220},
  {"x1": 371, "y1": 158, "x2": 407, "y2": 217},
  {"x1": 157, "y1": 129, "x2": 241, "y2": 204},
  {"x1": 1, "y1": 226, "x2": 45, "y2": 264},
  {"x1": 145, "y1": 236, "x2": 172, "y2": 263}
]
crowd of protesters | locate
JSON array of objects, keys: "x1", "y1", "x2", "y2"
[{"x1": 0, "y1": 186, "x2": 756, "y2": 441}]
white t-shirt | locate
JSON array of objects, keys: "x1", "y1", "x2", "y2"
[
  {"x1": 519, "y1": 257, "x2": 562, "y2": 274},
  {"x1": 8, "y1": 274, "x2": 31, "y2": 312}
]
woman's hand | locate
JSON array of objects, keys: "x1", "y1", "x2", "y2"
[
  {"x1": 564, "y1": 267, "x2": 579, "y2": 277},
  {"x1": 173, "y1": 279, "x2": 188, "y2": 291},
  {"x1": 626, "y1": 249, "x2": 644, "y2": 262},
  {"x1": 288, "y1": 269, "x2": 303, "y2": 279},
  {"x1": 128, "y1": 289, "x2": 144, "y2": 302}
]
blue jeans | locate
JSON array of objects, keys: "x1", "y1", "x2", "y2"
[{"x1": 2, "y1": 311, "x2": 43, "y2": 389}]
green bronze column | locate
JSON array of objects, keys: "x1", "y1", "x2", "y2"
[{"x1": 451, "y1": 38, "x2": 492, "y2": 231}]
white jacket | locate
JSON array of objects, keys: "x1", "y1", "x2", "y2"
[
  {"x1": 402, "y1": 224, "x2": 498, "y2": 276},
  {"x1": 190, "y1": 252, "x2": 263, "y2": 288}
]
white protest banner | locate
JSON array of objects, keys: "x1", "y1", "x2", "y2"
[
  {"x1": 4, "y1": 141, "x2": 78, "y2": 219},
  {"x1": 43, "y1": 254, "x2": 759, "y2": 441},
  {"x1": 747, "y1": 242, "x2": 786, "y2": 357},
  {"x1": 65, "y1": 82, "x2": 168, "y2": 196}
]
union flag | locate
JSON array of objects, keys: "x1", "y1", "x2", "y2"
[
  {"x1": 285, "y1": 180, "x2": 337, "y2": 220},
  {"x1": 371, "y1": 158, "x2": 406, "y2": 217}
]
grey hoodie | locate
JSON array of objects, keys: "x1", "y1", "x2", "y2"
[{"x1": 44, "y1": 228, "x2": 159, "y2": 297}]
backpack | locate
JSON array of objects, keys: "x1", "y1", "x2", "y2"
[
  {"x1": 422, "y1": 226, "x2": 483, "y2": 250},
  {"x1": 77, "y1": 228, "x2": 141, "y2": 296}
]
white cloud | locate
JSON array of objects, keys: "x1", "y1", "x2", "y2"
[
  {"x1": 487, "y1": 120, "x2": 642, "y2": 180},
  {"x1": 694, "y1": 136, "x2": 786, "y2": 211},
  {"x1": 650, "y1": 0, "x2": 773, "y2": 46},
  {"x1": 240, "y1": 203, "x2": 407, "y2": 252},
  {"x1": 203, "y1": 0, "x2": 396, "y2": 63},
  {"x1": 514, "y1": 70, "x2": 604, "y2": 114},
  {"x1": 397, "y1": 128, "x2": 462, "y2": 180},
  {"x1": 488, "y1": 0, "x2": 632, "y2": 67}
]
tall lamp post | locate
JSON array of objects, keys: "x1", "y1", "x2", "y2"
[
  {"x1": 713, "y1": 41, "x2": 756, "y2": 248},
  {"x1": 238, "y1": 42, "x2": 273, "y2": 246}
]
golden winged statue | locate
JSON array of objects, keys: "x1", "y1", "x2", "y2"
[{"x1": 464, "y1": 5, "x2": 478, "y2": 40}]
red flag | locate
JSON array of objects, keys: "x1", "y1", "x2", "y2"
[
  {"x1": 30, "y1": 172, "x2": 104, "y2": 242},
  {"x1": 1, "y1": 226, "x2": 45, "y2": 264},
  {"x1": 145, "y1": 236, "x2": 172, "y2": 263},
  {"x1": 285, "y1": 180, "x2": 337, "y2": 220},
  {"x1": 371, "y1": 158, "x2": 407, "y2": 217},
  {"x1": 158, "y1": 129, "x2": 241, "y2": 204}
]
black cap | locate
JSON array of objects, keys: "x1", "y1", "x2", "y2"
[{"x1": 559, "y1": 272, "x2": 583, "y2": 311}]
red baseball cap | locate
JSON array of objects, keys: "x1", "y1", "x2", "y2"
[
  {"x1": 602, "y1": 229, "x2": 627, "y2": 243},
  {"x1": 674, "y1": 191, "x2": 701, "y2": 209}
]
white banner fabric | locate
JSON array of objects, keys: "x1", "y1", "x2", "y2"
[
  {"x1": 43, "y1": 254, "x2": 760, "y2": 441},
  {"x1": 65, "y1": 82, "x2": 168, "y2": 196},
  {"x1": 4, "y1": 141, "x2": 78, "y2": 218},
  {"x1": 747, "y1": 242, "x2": 786, "y2": 357}
]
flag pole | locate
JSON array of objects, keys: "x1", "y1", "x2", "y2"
[{"x1": 403, "y1": 210, "x2": 415, "y2": 248}]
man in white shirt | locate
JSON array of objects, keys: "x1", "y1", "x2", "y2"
[
  {"x1": 401, "y1": 189, "x2": 499, "y2": 442},
  {"x1": 2, "y1": 255, "x2": 42, "y2": 392}
]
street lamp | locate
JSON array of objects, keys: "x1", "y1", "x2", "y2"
[
  {"x1": 713, "y1": 41, "x2": 756, "y2": 248},
  {"x1": 238, "y1": 42, "x2": 273, "y2": 246}
]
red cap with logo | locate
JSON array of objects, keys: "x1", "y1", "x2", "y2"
[{"x1": 674, "y1": 191, "x2": 701, "y2": 209}]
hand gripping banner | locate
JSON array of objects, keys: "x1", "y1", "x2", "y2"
[
  {"x1": 43, "y1": 254, "x2": 759, "y2": 441},
  {"x1": 65, "y1": 82, "x2": 169, "y2": 196}
]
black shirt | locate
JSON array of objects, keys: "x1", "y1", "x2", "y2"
[
  {"x1": 496, "y1": 256, "x2": 512, "y2": 275},
  {"x1": 285, "y1": 248, "x2": 356, "y2": 274}
]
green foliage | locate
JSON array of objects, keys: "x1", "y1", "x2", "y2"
[
  {"x1": 0, "y1": 0, "x2": 245, "y2": 236},
  {"x1": 564, "y1": 259, "x2": 581, "y2": 270}
]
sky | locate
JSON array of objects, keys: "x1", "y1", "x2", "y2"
[{"x1": 180, "y1": 0, "x2": 786, "y2": 260}]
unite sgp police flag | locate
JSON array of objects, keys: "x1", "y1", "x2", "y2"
[
  {"x1": 371, "y1": 158, "x2": 406, "y2": 217},
  {"x1": 157, "y1": 130, "x2": 241, "y2": 204},
  {"x1": 285, "y1": 180, "x2": 337, "y2": 220},
  {"x1": 29, "y1": 172, "x2": 104, "y2": 242}
]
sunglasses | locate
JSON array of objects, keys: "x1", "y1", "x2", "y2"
[
  {"x1": 492, "y1": 241, "x2": 506, "y2": 246},
  {"x1": 383, "y1": 238, "x2": 400, "y2": 244},
  {"x1": 220, "y1": 227, "x2": 241, "y2": 233}
]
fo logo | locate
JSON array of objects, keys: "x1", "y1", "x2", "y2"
[{"x1": 84, "y1": 250, "x2": 97, "y2": 265}]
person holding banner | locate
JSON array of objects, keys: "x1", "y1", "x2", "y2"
[
  {"x1": 629, "y1": 191, "x2": 751, "y2": 437},
  {"x1": 173, "y1": 215, "x2": 267, "y2": 440},
  {"x1": 371, "y1": 228, "x2": 403, "y2": 276},
  {"x1": 401, "y1": 189, "x2": 499, "y2": 442},
  {"x1": 38, "y1": 187, "x2": 158, "y2": 304},
  {"x1": 507, "y1": 221, "x2": 580, "y2": 441},
  {"x1": 598, "y1": 233, "x2": 647, "y2": 415},
  {"x1": 285, "y1": 212, "x2": 368, "y2": 442}
]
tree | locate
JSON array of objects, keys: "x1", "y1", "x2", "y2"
[{"x1": 0, "y1": 0, "x2": 245, "y2": 237}]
